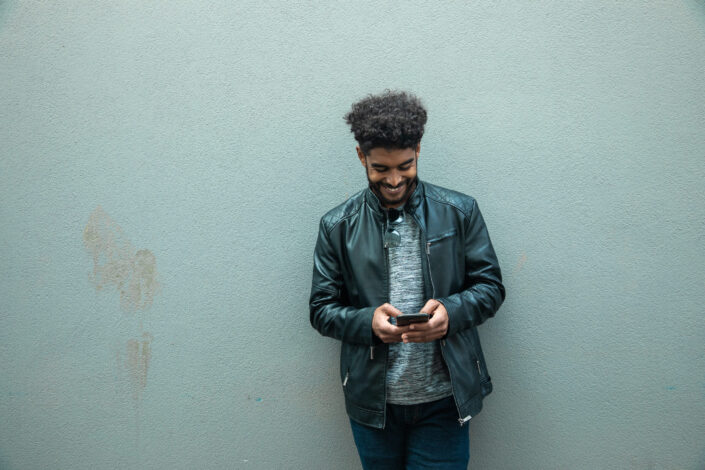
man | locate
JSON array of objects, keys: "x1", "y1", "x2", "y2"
[{"x1": 310, "y1": 90, "x2": 505, "y2": 469}]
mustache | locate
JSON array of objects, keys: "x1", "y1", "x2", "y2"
[{"x1": 380, "y1": 182, "x2": 406, "y2": 189}]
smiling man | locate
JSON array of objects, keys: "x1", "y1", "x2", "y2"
[{"x1": 310, "y1": 90, "x2": 505, "y2": 469}]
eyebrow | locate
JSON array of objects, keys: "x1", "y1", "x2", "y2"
[{"x1": 371, "y1": 158, "x2": 415, "y2": 169}]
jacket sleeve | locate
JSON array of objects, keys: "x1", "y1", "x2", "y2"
[
  {"x1": 438, "y1": 200, "x2": 505, "y2": 337},
  {"x1": 309, "y1": 219, "x2": 376, "y2": 345}
]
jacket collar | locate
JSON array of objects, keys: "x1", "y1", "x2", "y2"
[{"x1": 364, "y1": 179, "x2": 425, "y2": 216}]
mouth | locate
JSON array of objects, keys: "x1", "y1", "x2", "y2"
[
  {"x1": 381, "y1": 184, "x2": 405, "y2": 196},
  {"x1": 369, "y1": 176, "x2": 417, "y2": 208}
]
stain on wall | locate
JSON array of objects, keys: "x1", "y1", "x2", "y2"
[
  {"x1": 126, "y1": 332, "x2": 153, "y2": 401},
  {"x1": 513, "y1": 253, "x2": 528, "y2": 274},
  {"x1": 83, "y1": 206, "x2": 160, "y2": 312},
  {"x1": 84, "y1": 206, "x2": 159, "y2": 405}
]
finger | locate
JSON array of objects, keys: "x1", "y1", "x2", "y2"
[
  {"x1": 404, "y1": 323, "x2": 444, "y2": 341},
  {"x1": 379, "y1": 322, "x2": 409, "y2": 336},
  {"x1": 403, "y1": 331, "x2": 440, "y2": 343},
  {"x1": 402, "y1": 332, "x2": 429, "y2": 343},
  {"x1": 408, "y1": 321, "x2": 432, "y2": 331},
  {"x1": 381, "y1": 327, "x2": 408, "y2": 343},
  {"x1": 402, "y1": 329, "x2": 429, "y2": 341}
]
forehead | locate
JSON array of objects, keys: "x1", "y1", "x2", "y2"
[{"x1": 366, "y1": 147, "x2": 416, "y2": 166}]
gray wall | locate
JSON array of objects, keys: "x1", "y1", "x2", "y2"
[{"x1": 1, "y1": 1, "x2": 704, "y2": 469}]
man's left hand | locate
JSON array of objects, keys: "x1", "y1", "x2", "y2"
[{"x1": 401, "y1": 299, "x2": 449, "y2": 343}]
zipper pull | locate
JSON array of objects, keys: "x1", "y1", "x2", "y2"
[
  {"x1": 426, "y1": 242, "x2": 431, "y2": 254},
  {"x1": 476, "y1": 360, "x2": 482, "y2": 375},
  {"x1": 370, "y1": 346, "x2": 375, "y2": 360},
  {"x1": 343, "y1": 371, "x2": 349, "y2": 387},
  {"x1": 458, "y1": 415, "x2": 472, "y2": 425}
]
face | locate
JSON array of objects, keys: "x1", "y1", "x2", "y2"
[{"x1": 358, "y1": 145, "x2": 419, "y2": 208}]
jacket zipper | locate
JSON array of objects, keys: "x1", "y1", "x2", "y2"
[
  {"x1": 370, "y1": 220, "x2": 392, "y2": 362},
  {"x1": 343, "y1": 370, "x2": 349, "y2": 387},
  {"x1": 425, "y1": 241, "x2": 437, "y2": 298},
  {"x1": 381, "y1": 218, "x2": 391, "y2": 428},
  {"x1": 422, "y1": 223, "x2": 469, "y2": 425}
]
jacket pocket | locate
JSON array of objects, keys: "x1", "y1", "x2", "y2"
[
  {"x1": 426, "y1": 229, "x2": 457, "y2": 244},
  {"x1": 340, "y1": 342, "x2": 386, "y2": 410},
  {"x1": 426, "y1": 229, "x2": 463, "y2": 295}
]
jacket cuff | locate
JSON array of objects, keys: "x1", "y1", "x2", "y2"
[
  {"x1": 436, "y1": 296, "x2": 469, "y2": 338},
  {"x1": 356, "y1": 306, "x2": 377, "y2": 346}
]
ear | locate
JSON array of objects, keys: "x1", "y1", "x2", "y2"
[
  {"x1": 415, "y1": 143, "x2": 421, "y2": 158},
  {"x1": 356, "y1": 146, "x2": 367, "y2": 167}
]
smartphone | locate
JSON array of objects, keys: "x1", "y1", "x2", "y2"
[{"x1": 395, "y1": 313, "x2": 430, "y2": 326}]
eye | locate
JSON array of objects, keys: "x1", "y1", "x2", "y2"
[{"x1": 399, "y1": 165, "x2": 411, "y2": 171}]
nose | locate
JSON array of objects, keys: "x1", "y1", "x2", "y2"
[{"x1": 387, "y1": 171, "x2": 402, "y2": 187}]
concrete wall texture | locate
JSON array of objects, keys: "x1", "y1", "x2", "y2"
[{"x1": 1, "y1": 1, "x2": 704, "y2": 469}]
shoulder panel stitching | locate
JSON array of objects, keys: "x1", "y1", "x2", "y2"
[
  {"x1": 424, "y1": 194, "x2": 476, "y2": 219},
  {"x1": 326, "y1": 205, "x2": 361, "y2": 234}
]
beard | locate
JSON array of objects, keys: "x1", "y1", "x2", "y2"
[{"x1": 368, "y1": 176, "x2": 418, "y2": 208}]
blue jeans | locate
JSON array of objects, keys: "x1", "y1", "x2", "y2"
[{"x1": 349, "y1": 396, "x2": 469, "y2": 469}]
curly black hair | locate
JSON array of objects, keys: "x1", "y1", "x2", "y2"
[{"x1": 345, "y1": 90, "x2": 427, "y2": 155}]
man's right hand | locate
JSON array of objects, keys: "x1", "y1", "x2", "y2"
[{"x1": 371, "y1": 303, "x2": 408, "y2": 343}]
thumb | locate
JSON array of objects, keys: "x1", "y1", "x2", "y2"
[
  {"x1": 382, "y1": 303, "x2": 403, "y2": 317},
  {"x1": 420, "y1": 299, "x2": 440, "y2": 315}
]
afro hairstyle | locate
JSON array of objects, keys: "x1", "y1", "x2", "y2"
[{"x1": 345, "y1": 90, "x2": 427, "y2": 155}]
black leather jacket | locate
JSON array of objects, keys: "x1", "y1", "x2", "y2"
[{"x1": 310, "y1": 181, "x2": 505, "y2": 428}]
